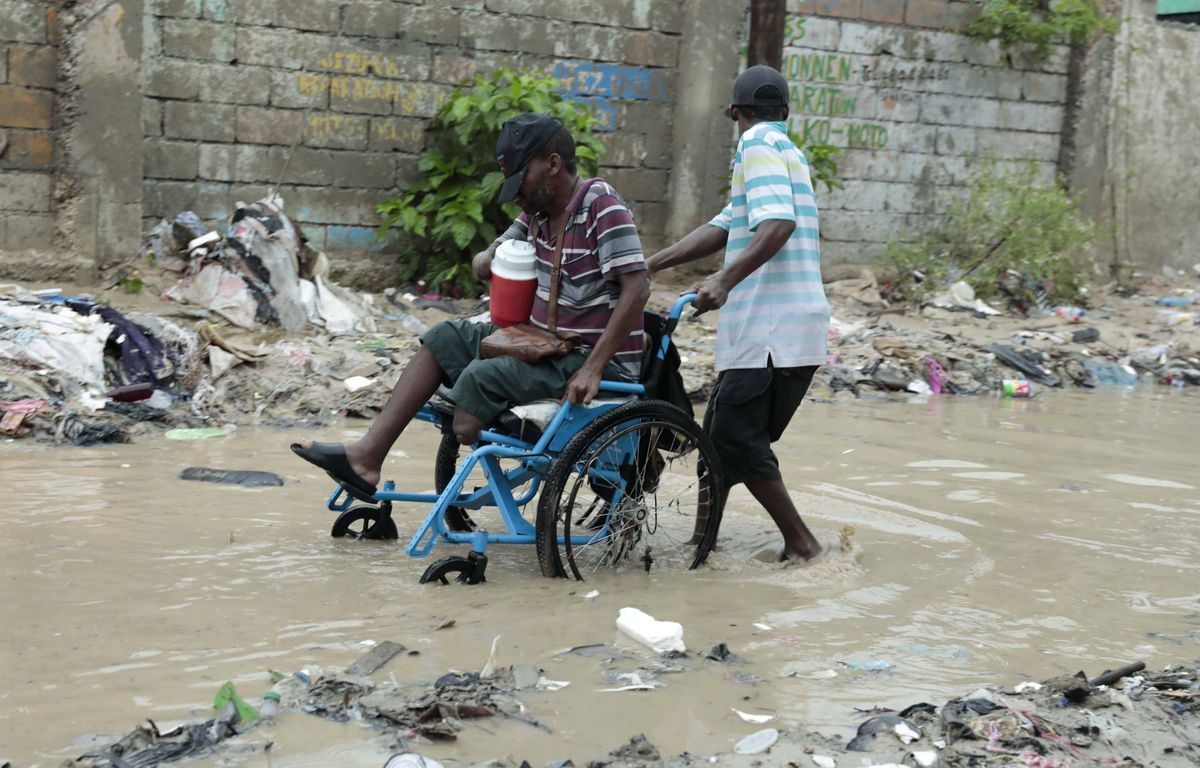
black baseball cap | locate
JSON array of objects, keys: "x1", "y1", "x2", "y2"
[
  {"x1": 496, "y1": 113, "x2": 563, "y2": 203},
  {"x1": 732, "y1": 65, "x2": 790, "y2": 107}
]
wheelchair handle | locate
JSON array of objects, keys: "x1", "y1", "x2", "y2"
[{"x1": 660, "y1": 293, "x2": 697, "y2": 349}]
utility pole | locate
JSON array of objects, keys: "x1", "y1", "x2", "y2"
[{"x1": 747, "y1": 0, "x2": 786, "y2": 69}]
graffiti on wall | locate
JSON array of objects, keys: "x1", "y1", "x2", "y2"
[{"x1": 551, "y1": 61, "x2": 668, "y2": 132}]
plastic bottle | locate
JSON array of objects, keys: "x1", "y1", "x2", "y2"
[
  {"x1": 490, "y1": 240, "x2": 538, "y2": 327},
  {"x1": 258, "y1": 688, "x2": 281, "y2": 722},
  {"x1": 1052, "y1": 306, "x2": 1086, "y2": 323},
  {"x1": 616, "y1": 607, "x2": 685, "y2": 653},
  {"x1": 1156, "y1": 295, "x2": 1194, "y2": 308}
]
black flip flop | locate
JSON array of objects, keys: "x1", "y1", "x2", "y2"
[{"x1": 291, "y1": 442, "x2": 378, "y2": 503}]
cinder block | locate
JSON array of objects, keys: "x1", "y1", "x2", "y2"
[
  {"x1": 151, "y1": 180, "x2": 231, "y2": 221},
  {"x1": 431, "y1": 51, "x2": 477, "y2": 85},
  {"x1": 395, "y1": 155, "x2": 420, "y2": 187},
  {"x1": 4, "y1": 213, "x2": 55, "y2": 249},
  {"x1": 0, "y1": 171, "x2": 53, "y2": 212},
  {"x1": 788, "y1": 16, "x2": 842, "y2": 51},
  {"x1": 236, "y1": 26, "x2": 321, "y2": 70},
  {"x1": 198, "y1": 143, "x2": 289, "y2": 183},
  {"x1": 815, "y1": 0, "x2": 861, "y2": 18},
  {"x1": 641, "y1": 132, "x2": 674, "y2": 169},
  {"x1": 333, "y1": 152, "x2": 396, "y2": 189},
  {"x1": 975, "y1": 128, "x2": 1059, "y2": 161},
  {"x1": 934, "y1": 125, "x2": 976, "y2": 155},
  {"x1": 998, "y1": 101, "x2": 1062, "y2": 133},
  {"x1": 238, "y1": 0, "x2": 341, "y2": 32},
  {"x1": 368, "y1": 117, "x2": 425, "y2": 153},
  {"x1": 8, "y1": 46, "x2": 56, "y2": 89},
  {"x1": 164, "y1": 101, "x2": 237, "y2": 142},
  {"x1": 162, "y1": 18, "x2": 235, "y2": 61},
  {"x1": 148, "y1": 0, "x2": 203, "y2": 18},
  {"x1": 303, "y1": 113, "x2": 369, "y2": 151},
  {"x1": 315, "y1": 42, "x2": 433, "y2": 81},
  {"x1": 285, "y1": 186, "x2": 385, "y2": 226},
  {"x1": 860, "y1": 0, "x2": 905, "y2": 24},
  {"x1": 461, "y1": 12, "x2": 558, "y2": 55},
  {"x1": 197, "y1": 64, "x2": 271, "y2": 105},
  {"x1": 273, "y1": 70, "x2": 329, "y2": 109},
  {"x1": 625, "y1": 30, "x2": 679, "y2": 68},
  {"x1": 397, "y1": 4, "x2": 463, "y2": 45},
  {"x1": 0, "y1": 130, "x2": 54, "y2": 169},
  {"x1": 344, "y1": 1, "x2": 399, "y2": 38},
  {"x1": 144, "y1": 58, "x2": 206, "y2": 99},
  {"x1": 1021, "y1": 71, "x2": 1066, "y2": 103},
  {"x1": 393, "y1": 82, "x2": 451, "y2": 118},
  {"x1": 330, "y1": 80, "x2": 396, "y2": 116},
  {"x1": 788, "y1": 0, "x2": 818, "y2": 12},
  {"x1": 555, "y1": 23, "x2": 623, "y2": 62},
  {"x1": 616, "y1": 102, "x2": 672, "y2": 135},
  {"x1": 649, "y1": 0, "x2": 683, "y2": 34},
  {"x1": 144, "y1": 139, "x2": 199, "y2": 180},
  {"x1": 600, "y1": 134, "x2": 648, "y2": 169},
  {"x1": 143, "y1": 99, "x2": 163, "y2": 137},
  {"x1": 486, "y1": 0, "x2": 550, "y2": 17},
  {"x1": 0, "y1": 86, "x2": 53, "y2": 130},
  {"x1": 236, "y1": 106, "x2": 305, "y2": 145},
  {"x1": 0, "y1": 1, "x2": 47, "y2": 43},
  {"x1": 555, "y1": 0, "x2": 653, "y2": 29},
  {"x1": 919, "y1": 93, "x2": 1000, "y2": 128}
]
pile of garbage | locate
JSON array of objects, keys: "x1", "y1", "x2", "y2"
[
  {"x1": 664, "y1": 264, "x2": 1200, "y2": 402},
  {"x1": 58, "y1": 628, "x2": 1199, "y2": 768},
  {"x1": 0, "y1": 196, "x2": 411, "y2": 443}
]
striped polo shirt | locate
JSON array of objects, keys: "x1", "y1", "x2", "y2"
[
  {"x1": 708, "y1": 121, "x2": 829, "y2": 372},
  {"x1": 497, "y1": 179, "x2": 646, "y2": 380}
]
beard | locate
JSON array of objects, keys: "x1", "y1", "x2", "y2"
[{"x1": 528, "y1": 176, "x2": 556, "y2": 215}]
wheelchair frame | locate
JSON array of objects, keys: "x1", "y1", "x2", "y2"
[{"x1": 322, "y1": 295, "x2": 702, "y2": 583}]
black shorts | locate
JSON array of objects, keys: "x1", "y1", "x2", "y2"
[{"x1": 702, "y1": 364, "x2": 817, "y2": 486}]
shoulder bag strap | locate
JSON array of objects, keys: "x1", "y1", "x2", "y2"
[{"x1": 546, "y1": 178, "x2": 595, "y2": 333}]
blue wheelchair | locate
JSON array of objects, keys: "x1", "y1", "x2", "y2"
[{"x1": 320, "y1": 295, "x2": 724, "y2": 583}]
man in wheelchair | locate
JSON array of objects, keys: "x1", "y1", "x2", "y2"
[{"x1": 293, "y1": 113, "x2": 650, "y2": 505}]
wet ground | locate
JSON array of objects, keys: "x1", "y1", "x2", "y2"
[{"x1": 2, "y1": 388, "x2": 1199, "y2": 767}]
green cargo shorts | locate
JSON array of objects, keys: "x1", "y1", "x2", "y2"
[{"x1": 421, "y1": 319, "x2": 619, "y2": 425}]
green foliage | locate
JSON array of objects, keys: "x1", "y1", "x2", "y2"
[
  {"x1": 119, "y1": 274, "x2": 145, "y2": 295},
  {"x1": 377, "y1": 67, "x2": 605, "y2": 297},
  {"x1": 967, "y1": 0, "x2": 1120, "y2": 59},
  {"x1": 790, "y1": 127, "x2": 842, "y2": 193},
  {"x1": 885, "y1": 160, "x2": 1097, "y2": 306}
]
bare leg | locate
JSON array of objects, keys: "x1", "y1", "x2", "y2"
[
  {"x1": 744, "y1": 477, "x2": 821, "y2": 560},
  {"x1": 297, "y1": 345, "x2": 443, "y2": 487}
]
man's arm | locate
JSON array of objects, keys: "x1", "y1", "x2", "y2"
[
  {"x1": 692, "y1": 219, "x2": 795, "y2": 314},
  {"x1": 563, "y1": 270, "x2": 650, "y2": 405},
  {"x1": 646, "y1": 223, "x2": 729, "y2": 278}
]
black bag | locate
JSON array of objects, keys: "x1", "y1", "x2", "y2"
[{"x1": 639, "y1": 311, "x2": 692, "y2": 418}]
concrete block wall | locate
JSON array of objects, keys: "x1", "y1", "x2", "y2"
[
  {"x1": 0, "y1": 0, "x2": 59, "y2": 251},
  {"x1": 783, "y1": 0, "x2": 1068, "y2": 265},
  {"x1": 141, "y1": 0, "x2": 683, "y2": 259}
]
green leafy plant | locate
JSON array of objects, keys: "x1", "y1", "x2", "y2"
[
  {"x1": 791, "y1": 128, "x2": 842, "y2": 193},
  {"x1": 378, "y1": 67, "x2": 605, "y2": 297},
  {"x1": 967, "y1": 0, "x2": 1120, "y2": 59},
  {"x1": 885, "y1": 160, "x2": 1097, "y2": 306}
]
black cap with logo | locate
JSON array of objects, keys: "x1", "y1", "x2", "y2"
[
  {"x1": 731, "y1": 65, "x2": 790, "y2": 107},
  {"x1": 495, "y1": 113, "x2": 564, "y2": 203}
]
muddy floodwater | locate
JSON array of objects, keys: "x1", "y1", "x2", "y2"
[{"x1": 3, "y1": 389, "x2": 1199, "y2": 767}]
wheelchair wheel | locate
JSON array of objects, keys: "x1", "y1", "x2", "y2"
[
  {"x1": 331, "y1": 504, "x2": 398, "y2": 540},
  {"x1": 535, "y1": 400, "x2": 723, "y2": 580},
  {"x1": 434, "y1": 430, "x2": 476, "y2": 532}
]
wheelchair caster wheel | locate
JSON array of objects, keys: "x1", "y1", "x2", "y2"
[
  {"x1": 419, "y1": 551, "x2": 487, "y2": 585},
  {"x1": 331, "y1": 503, "x2": 398, "y2": 540}
]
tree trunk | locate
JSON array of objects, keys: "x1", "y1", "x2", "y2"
[{"x1": 748, "y1": 0, "x2": 786, "y2": 69}]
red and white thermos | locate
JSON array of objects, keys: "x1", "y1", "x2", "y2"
[{"x1": 489, "y1": 239, "x2": 538, "y2": 327}]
